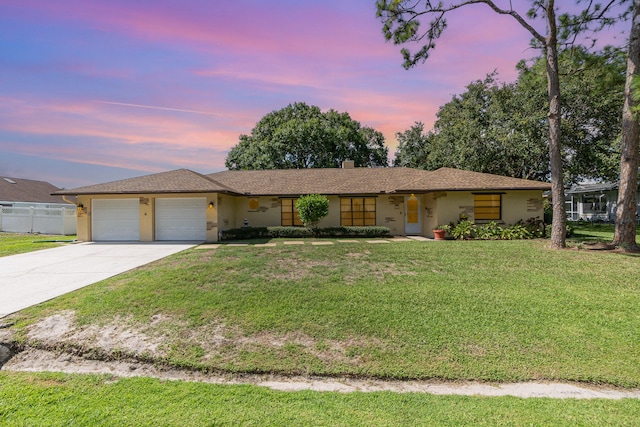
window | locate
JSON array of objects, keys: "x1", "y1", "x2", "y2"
[
  {"x1": 474, "y1": 194, "x2": 501, "y2": 220},
  {"x1": 582, "y1": 195, "x2": 606, "y2": 213},
  {"x1": 281, "y1": 198, "x2": 303, "y2": 226},
  {"x1": 340, "y1": 197, "x2": 376, "y2": 226}
]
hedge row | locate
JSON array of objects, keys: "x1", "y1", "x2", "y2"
[{"x1": 220, "y1": 226, "x2": 391, "y2": 241}]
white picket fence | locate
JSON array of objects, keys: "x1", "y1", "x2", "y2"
[{"x1": 0, "y1": 206, "x2": 76, "y2": 235}]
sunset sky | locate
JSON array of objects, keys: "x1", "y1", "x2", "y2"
[{"x1": 0, "y1": 0, "x2": 629, "y2": 188}]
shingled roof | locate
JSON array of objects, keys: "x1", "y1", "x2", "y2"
[
  {"x1": 56, "y1": 167, "x2": 551, "y2": 196},
  {"x1": 397, "y1": 168, "x2": 552, "y2": 192},
  {"x1": 208, "y1": 167, "x2": 431, "y2": 196},
  {"x1": 1, "y1": 176, "x2": 71, "y2": 204},
  {"x1": 54, "y1": 169, "x2": 237, "y2": 195}
]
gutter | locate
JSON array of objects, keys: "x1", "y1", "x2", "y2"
[{"x1": 61, "y1": 195, "x2": 78, "y2": 206}]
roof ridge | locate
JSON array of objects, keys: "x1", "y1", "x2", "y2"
[
  {"x1": 385, "y1": 168, "x2": 432, "y2": 193},
  {"x1": 188, "y1": 169, "x2": 240, "y2": 194}
]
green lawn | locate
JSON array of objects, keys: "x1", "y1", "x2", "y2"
[
  {"x1": 2, "y1": 229, "x2": 640, "y2": 424},
  {"x1": 1, "y1": 371, "x2": 639, "y2": 426},
  {"x1": 0, "y1": 232, "x2": 75, "y2": 257},
  {"x1": 569, "y1": 222, "x2": 640, "y2": 243},
  {"x1": 8, "y1": 237, "x2": 640, "y2": 387}
]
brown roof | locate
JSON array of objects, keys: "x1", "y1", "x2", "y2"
[
  {"x1": 208, "y1": 168, "x2": 430, "y2": 196},
  {"x1": 0, "y1": 176, "x2": 71, "y2": 204},
  {"x1": 54, "y1": 169, "x2": 238, "y2": 196},
  {"x1": 397, "y1": 168, "x2": 552, "y2": 192},
  {"x1": 55, "y1": 167, "x2": 551, "y2": 196}
]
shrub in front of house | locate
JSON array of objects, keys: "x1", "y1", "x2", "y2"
[
  {"x1": 220, "y1": 226, "x2": 391, "y2": 241},
  {"x1": 447, "y1": 217, "x2": 545, "y2": 240}
]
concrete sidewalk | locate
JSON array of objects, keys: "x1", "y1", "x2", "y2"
[{"x1": 0, "y1": 242, "x2": 196, "y2": 318}]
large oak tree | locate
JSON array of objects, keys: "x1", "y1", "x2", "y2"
[{"x1": 225, "y1": 102, "x2": 388, "y2": 170}]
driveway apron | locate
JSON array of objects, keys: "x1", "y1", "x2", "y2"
[{"x1": 0, "y1": 242, "x2": 196, "y2": 318}]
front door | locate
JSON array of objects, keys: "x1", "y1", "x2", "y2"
[{"x1": 404, "y1": 194, "x2": 422, "y2": 235}]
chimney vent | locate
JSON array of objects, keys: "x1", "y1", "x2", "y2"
[{"x1": 342, "y1": 160, "x2": 355, "y2": 169}]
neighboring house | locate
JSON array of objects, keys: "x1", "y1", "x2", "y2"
[
  {"x1": 0, "y1": 176, "x2": 76, "y2": 235},
  {"x1": 0, "y1": 176, "x2": 73, "y2": 208},
  {"x1": 565, "y1": 182, "x2": 640, "y2": 222},
  {"x1": 54, "y1": 163, "x2": 551, "y2": 242}
]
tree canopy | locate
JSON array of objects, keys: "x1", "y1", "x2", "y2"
[
  {"x1": 394, "y1": 48, "x2": 626, "y2": 184},
  {"x1": 225, "y1": 102, "x2": 389, "y2": 170},
  {"x1": 377, "y1": 0, "x2": 628, "y2": 249}
]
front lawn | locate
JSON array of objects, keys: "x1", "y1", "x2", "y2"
[
  {"x1": 569, "y1": 222, "x2": 640, "y2": 243},
  {"x1": 1, "y1": 371, "x2": 639, "y2": 426},
  {"x1": 0, "y1": 232, "x2": 75, "y2": 257},
  {"x1": 7, "y1": 238, "x2": 640, "y2": 387}
]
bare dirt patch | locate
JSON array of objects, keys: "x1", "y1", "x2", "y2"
[
  {"x1": 4, "y1": 311, "x2": 640, "y2": 399},
  {"x1": 4, "y1": 348, "x2": 640, "y2": 399}
]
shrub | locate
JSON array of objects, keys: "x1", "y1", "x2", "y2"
[
  {"x1": 474, "y1": 221, "x2": 502, "y2": 240},
  {"x1": 296, "y1": 194, "x2": 329, "y2": 232},
  {"x1": 447, "y1": 217, "x2": 545, "y2": 241},
  {"x1": 500, "y1": 224, "x2": 533, "y2": 240},
  {"x1": 220, "y1": 226, "x2": 390, "y2": 241},
  {"x1": 450, "y1": 220, "x2": 475, "y2": 240}
]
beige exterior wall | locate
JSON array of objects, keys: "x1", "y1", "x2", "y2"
[
  {"x1": 75, "y1": 193, "x2": 220, "y2": 242},
  {"x1": 500, "y1": 190, "x2": 545, "y2": 224},
  {"x1": 75, "y1": 189, "x2": 545, "y2": 241},
  {"x1": 428, "y1": 190, "x2": 545, "y2": 237},
  {"x1": 222, "y1": 195, "x2": 408, "y2": 235},
  {"x1": 377, "y1": 195, "x2": 405, "y2": 235},
  {"x1": 75, "y1": 195, "x2": 91, "y2": 242},
  {"x1": 422, "y1": 193, "x2": 438, "y2": 235}
]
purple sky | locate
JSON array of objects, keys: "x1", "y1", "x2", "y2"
[{"x1": 0, "y1": 0, "x2": 629, "y2": 188}]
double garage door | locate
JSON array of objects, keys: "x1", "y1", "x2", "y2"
[{"x1": 92, "y1": 198, "x2": 206, "y2": 241}]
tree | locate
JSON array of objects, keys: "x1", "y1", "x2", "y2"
[
  {"x1": 393, "y1": 121, "x2": 433, "y2": 168},
  {"x1": 518, "y1": 47, "x2": 625, "y2": 183},
  {"x1": 394, "y1": 48, "x2": 625, "y2": 183},
  {"x1": 613, "y1": 0, "x2": 640, "y2": 251},
  {"x1": 377, "y1": 0, "x2": 624, "y2": 249},
  {"x1": 296, "y1": 194, "x2": 330, "y2": 235},
  {"x1": 423, "y1": 73, "x2": 550, "y2": 180},
  {"x1": 225, "y1": 102, "x2": 389, "y2": 170}
]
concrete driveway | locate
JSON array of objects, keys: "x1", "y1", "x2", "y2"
[{"x1": 0, "y1": 242, "x2": 197, "y2": 318}]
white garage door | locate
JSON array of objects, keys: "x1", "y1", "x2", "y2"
[
  {"x1": 155, "y1": 197, "x2": 206, "y2": 241},
  {"x1": 92, "y1": 199, "x2": 140, "y2": 241}
]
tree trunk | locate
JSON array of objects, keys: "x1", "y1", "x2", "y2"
[
  {"x1": 613, "y1": 0, "x2": 640, "y2": 251},
  {"x1": 545, "y1": 0, "x2": 567, "y2": 249}
]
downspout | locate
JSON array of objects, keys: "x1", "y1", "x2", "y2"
[{"x1": 61, "y1": 195, "x2": 78, "y2": 207}]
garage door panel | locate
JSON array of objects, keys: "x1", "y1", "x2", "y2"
[
  {"x1": 92, "y1": 199, "x2": 140, "y2": 241},
  {"x1": 155, "y1": 198, "x2": 206, "y2": 241}
]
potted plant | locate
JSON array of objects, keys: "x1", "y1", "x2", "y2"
[{"x1": 433, "y1": 224, "x2": 450, "y2": 240}]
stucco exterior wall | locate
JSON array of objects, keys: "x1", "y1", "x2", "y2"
[
  {"x1": 378, "y1": 195, "x2": 405, "y2": 235},
  {"x1": 500, "y1": 190, "x2": 545, "y2": 224},
  {"x1": 216, "y1": 194, "x2": 237, "y2": 231},
  {"x1": 223, "y1": 195, "x2": 407, "y2": 235},
  {"x1": 431, "y1": 190, "x2": 545, "y2": 234},
  {"x1": 75, "y1": 195, "x2": 91, "y2": 242},
  {"x1": 75, "y1": 189, "x2": 546, "y2": 241}
]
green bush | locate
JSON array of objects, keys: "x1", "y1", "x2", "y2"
[
  {"x1": 296, "y1": 195, "x2": 329, "y2": 228},
  {"x1": 500, "y1": 224, "x2": 533, "y2": 240},
  {"x1": 450, "y1": 220, "x2": 475, "y2": 240},
  {"x1": 220, "y1": 227, "x2": 270, "y2": 240},
  {"x1": 220, "y1": 226, "x2": 390, "y2": 241},
  {"x1": 474, "y1": 221, "x2": 502, "y2": 240},
  {"x1": 317, "y1": 226, "x2": 391, "y2": 237},
  {"x1": 447, "y1": 217, "x2": 545, "y2": 241}
]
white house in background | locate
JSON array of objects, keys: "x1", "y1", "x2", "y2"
[
  {"x1": 0, "y1": 176, "x2": 76, "y2": 235},
  {"x1": 565, "y1": 182, "x2": 640, "y2": 222}
]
